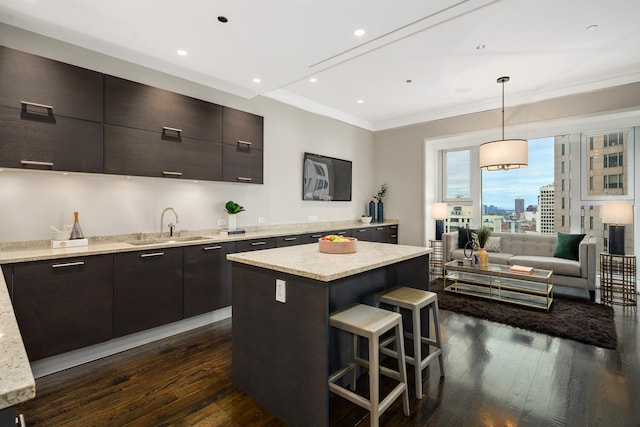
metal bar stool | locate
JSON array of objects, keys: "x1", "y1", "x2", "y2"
[
  {"x1": 375, "y1": 286, "x2": 444, "y2": 399},
  {"x1": 328, "y1": 304, "x2": 410, "y2": 427}
]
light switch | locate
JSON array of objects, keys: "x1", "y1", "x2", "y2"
[{"x1": 276, "y1": 279, "x2": 286, "y2": 303}]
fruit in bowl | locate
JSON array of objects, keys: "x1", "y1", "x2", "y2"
[{"x1": 319, "y1": 235, "x2": 358, "y2": 253}]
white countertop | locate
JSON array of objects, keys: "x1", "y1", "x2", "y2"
[
  {"x1": 227, "y1": 241, "x2": 431, "y2": 282},
  {"x1": 0, "y1": 220, "x2": 399, "y2": 264},
  {"x1": 0, "y1": 274, "x2": 36, "y2": 410}
]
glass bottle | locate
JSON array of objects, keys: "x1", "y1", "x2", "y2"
[{"x1": 69, "y1": 211, "x2": 85, "y2": 240}]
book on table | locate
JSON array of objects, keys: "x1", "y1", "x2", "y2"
[{"x1": 509, "y1": 265, "x2": 534, "y2": 274}]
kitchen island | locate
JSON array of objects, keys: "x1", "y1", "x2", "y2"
[{"x1": 227, "y1": 241, "x2": 430, "y2": 426}]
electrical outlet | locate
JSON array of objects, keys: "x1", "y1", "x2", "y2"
[
  {"x1": 217, "y1": 219, "x2": 226, "y2": 226},
  {"x1": 257, "y1": 217, "x2": 266, "y2": 224},
  {"x1": 308, "y1": 215, "x2": 318, "y2": 221},
  {"x1": 276, "y1": 279, "x2": 286, "y2": 303}
]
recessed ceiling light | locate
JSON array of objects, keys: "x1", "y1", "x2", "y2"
[
  {"x1": 354, "y1": 29, "x2": 366, "y2": 37},
  {"x1": 309, "y1": 77, "x2": 318, "y2": 83},
  {"x1": 476, "y1": 44, "x2": 486, "y2": 50},
  {"x1": 357, "y1": 99, "x2": 364, "y2": 104},
  {"x1": 253, "y1": 78, "x2": 261, "y2": 83},
  {"x1": 586, "y1": 24, "x2": 598, "y2": 31},
  {"x1": 177, "y1": 49, "x2": 188, "y2": 56},
  {"x1": 406, "y1": 79, "x2": 413, "y2": 83},
  {"x1": 218, "y1": 16, "x2": 228, "y2": 23}
]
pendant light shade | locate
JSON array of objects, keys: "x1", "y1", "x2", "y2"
[{"x1": 479, "y1": 76, "x2": 528, "y2": 171}]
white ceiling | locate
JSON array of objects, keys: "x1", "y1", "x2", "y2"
[{"x1": 1, "y1": 0, "x2": 639, "y2": 131}]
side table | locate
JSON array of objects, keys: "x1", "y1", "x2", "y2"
[
  {"x1": 600, "y1": 253, "x2": 637, "y2": 306},
  {"x1": 429, "y1": 240, "x2": 443, "y2": 277}
]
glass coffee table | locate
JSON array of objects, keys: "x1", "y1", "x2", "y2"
[{"x1": 443, "y1": 260, "x2": 554, "y2": 311}]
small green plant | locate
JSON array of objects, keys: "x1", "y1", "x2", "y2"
[
  {"x1": 374, "y1": 183, "x2": 388, "y2": 203},
  {"x1": 225, "y1": 200, "x2": 245, "y2": 214},
  {"x1": 476, "y1": 226, "x2": 492, "y2": 248}
]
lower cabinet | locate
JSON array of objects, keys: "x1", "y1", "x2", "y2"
[
  {"x1": 235, "y1": 237, "x2": 277, "y2": 252},
  {"x1": 113, "y1": 248, "x2": 183, "y2": 337},
  {"x1": 11, "y1": 255, "x2": 113, "y2": 361},
  {"x1": 184, "y1": 242, "x2": 235, "y2": 318}
]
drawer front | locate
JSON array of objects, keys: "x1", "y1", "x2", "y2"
[
  {"x1": 0, "y1": 46, "x2": 103, "y2": 122},
  {"x1": 222, "y1": 143, "x2": 263, "y2": 184},
  {"x1": 105, "y1": 76, "x2": 222, "y2": 142},
  {"x1": 222, "y1": 106, "x2": 264, "y2": 149},
  {"x1": 0, "y1": 106, "x2": 104, "y2": 173},
  {"x1": 104, "y1": 124, "x2": 222, "y2": 180},
  {"x1": 234, "y1": 237, "x2": 277, "y2": 252}
]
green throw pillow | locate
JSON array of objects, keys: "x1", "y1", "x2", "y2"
[
  {"x1": 553, "y1": 232, "x2": 586, "y2": 261},
  {"x1": 457, "y1": 226, "x2": 475, "y2": 248}
]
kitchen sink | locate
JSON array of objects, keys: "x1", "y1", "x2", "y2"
[{"x1": 126, "y1": 236, "x2": 211, "y2": 246}]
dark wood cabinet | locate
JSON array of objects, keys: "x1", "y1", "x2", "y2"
[
  {"x1": 387, "y1": 224, "x2": 399, "y2": 243},
  {"x1": 184, "y1": 242, "x2": 235, "y2": 318},
  {"x1": 0, "y1": 106, "x2": 103, "y2": 173},
  {"x1": 370, "y1": 225, "x2": 388, "y2": 242},
  {"x1": 104, "y1": 125, "x2": 222, "y2": 180},
  {"x1": 0, "y1": 46, "x2": 104, "y2": 122},
  {"x1": 222, "y1": 144, "x2": 263, "y2": 184},
  {"x1": 276, "y1": 235, "x2": 304, "y2": 247},
  {"x1": 104, "y1": 76, "x2": 222, "y2": 142},
  {"x1": 235, "y1": 237, "x2": 277, "y2": 252},
  {"x1": 11, "y1": 255, "x2": 113, "y2": 361},
  {"x1": 113, "y1": 248, "x2": 183, "y2": 337},
  {"x1": 222, "y1": 107, "x2": 264, "y2": 149},
  {"x1": 222, "y1": 107, "x2": 264, "y2": 184},
  {"x1": 350, "y1": 227, "x2": 372, "y2": 241},
  {"x1": 300, "y1": 232, "x2": 325, "y2": 244}
]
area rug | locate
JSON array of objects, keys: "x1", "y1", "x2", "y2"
[{"x1": 431, "y1": 279, "x2": 617, "y2": 349}]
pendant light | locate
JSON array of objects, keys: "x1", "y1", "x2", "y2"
[{"x1": 479, "y1": 76, "x2": 528, "y2": 171}]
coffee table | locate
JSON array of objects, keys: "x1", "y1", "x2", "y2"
[{"x1": 443, "y1": 261, "x2": 554, "y2": 311}]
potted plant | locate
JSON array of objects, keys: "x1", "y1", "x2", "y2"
[
  {"x1": 225, "y1": 201, "x2": 245, "y2": 231},
  {"x1": 373, "y1": 183, "x2": 387, "y2": 223},
  {"x1": 475, "y1": 226, "x2": 491, "y2": 268}
]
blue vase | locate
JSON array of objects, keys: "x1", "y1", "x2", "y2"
[
  {"x1": 377, "y1": 202, "x2": 384, "y2": 223},
  {"x1": 369, "y1": 201, "x2": 376, "y2": 221}
]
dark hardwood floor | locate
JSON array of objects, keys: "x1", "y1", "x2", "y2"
[{"x1": 17, "y1": 290, "x2": 639, "y2": 426}]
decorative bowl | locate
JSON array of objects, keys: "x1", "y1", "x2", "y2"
[
  {"x1": 360, "y1": 216, "x2": 372, "y2": 224},
  {"x1": 319, "y1": 237, "x2": 358, "y2": 254}
]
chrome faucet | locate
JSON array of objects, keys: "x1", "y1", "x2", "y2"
[{"x1": 160, "y1": 207, "x2": 179, "y2": 238}]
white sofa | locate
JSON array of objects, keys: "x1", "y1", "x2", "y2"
[{"x1": 442, "y1": 230, "x2": 597, "y2": 301}]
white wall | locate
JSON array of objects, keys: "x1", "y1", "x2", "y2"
[{"x1": 0, "y1": 24, "x2": 374, "y2": 242}]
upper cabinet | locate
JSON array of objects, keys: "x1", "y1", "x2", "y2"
[
  {"x1": 222, "y1": 107, "x2": 264, "y2": 184},
  {"x1": 0, "y1": 46, "x2": 264, "y2": 183},
  {"x1": 0, "y1": 46, "x2": 104, "y2": 173},
  {"x1": 104, "y1": 76, "x2": 222, "y2": 142},
  {"x1": 0, "y1": 46, "x2": 103, "y2": 122}
]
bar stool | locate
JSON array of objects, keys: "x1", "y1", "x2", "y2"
[
  {"x1": 328, "y1": 304, "x2": 410, "y2": 427},
  {"x1": 375, "y1": 286, "x2": 444, "y2": 399}
]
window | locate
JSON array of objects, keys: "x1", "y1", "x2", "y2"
[
  {"x1": 444, "y1": 150, "x2": 471, "y2": 200},
  {"x1": 604, "y1": 153, "x2": 623, "y2": 168},
  {"x1": 604, "y1": 174, "x2": 624, "y2": 189}
]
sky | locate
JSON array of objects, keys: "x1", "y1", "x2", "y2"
[{"x1": 447, "y1": 137, "x2": 555, "y2": 210}]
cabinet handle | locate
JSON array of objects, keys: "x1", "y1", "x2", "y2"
[
  {"x1": 390, "y1": 226, "x2": 397, "y2": 229},
  {"x1": 357, "y1": 229, "x2": 367, "y2": 233},
  {"x1": 51, "y1": 261, "x2": 85, "y2": 268},
  {"x1": 237, "y1": 177, "x2": 252, "y2": 181},
  {"x1": 284, "y1": 237, "x2": 297, "y2": 241},
  {"x1": 21, "y1": 160, "x2": 54, "y2": 168},
  {"x1": 310, "y1": 234, "x2": 323, "y2": 238},
  {"x1": 237, "y1": 140, "x2": 252, "y2": 146},
  {"x1": 375, "y1": 227, "x2": 384, "y2": 231},
  {"x1": 162, "y1": 171, "x2": 183, "y2": 177},
  {"x1": 21, "y1": 100, "x2": 54, "y2": 114},
  {"x1": 141, "y1": 252, "x2": 164, "y2": 258},
  {"x1": 250, "y1": 241, "x2": 267, "y2": 246},
  {"x1": 390, "y1": 234, "x2": 398, "y2": 238},
  {"x1": 203, "y1": 246, "x2": 223, "y2": 251},
  {"x1": 162, "y1": 126, "x2": 183, "y2": 135}
]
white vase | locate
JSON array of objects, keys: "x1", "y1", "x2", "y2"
[{"x1": 228, "y1": 214, "x2": 237, "y2": 231}]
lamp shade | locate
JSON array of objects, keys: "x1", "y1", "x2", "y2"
[
  {"x1": 479, "y1": 139, "x2": 528, "y2": 171},
  {"x1": 602, "y1": 201, "x2": 633, "y2": 224},
  {"x1": 432, "y1": 203, "x2": 448, "y2": 220}
]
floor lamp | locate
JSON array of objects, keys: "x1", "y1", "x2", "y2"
[
  {"x1": 432, "y1": 203, "x2": 448, "y2": 241},
  {"x1": 602, "y1": 201, "x2": 633, "y2": 255}
]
